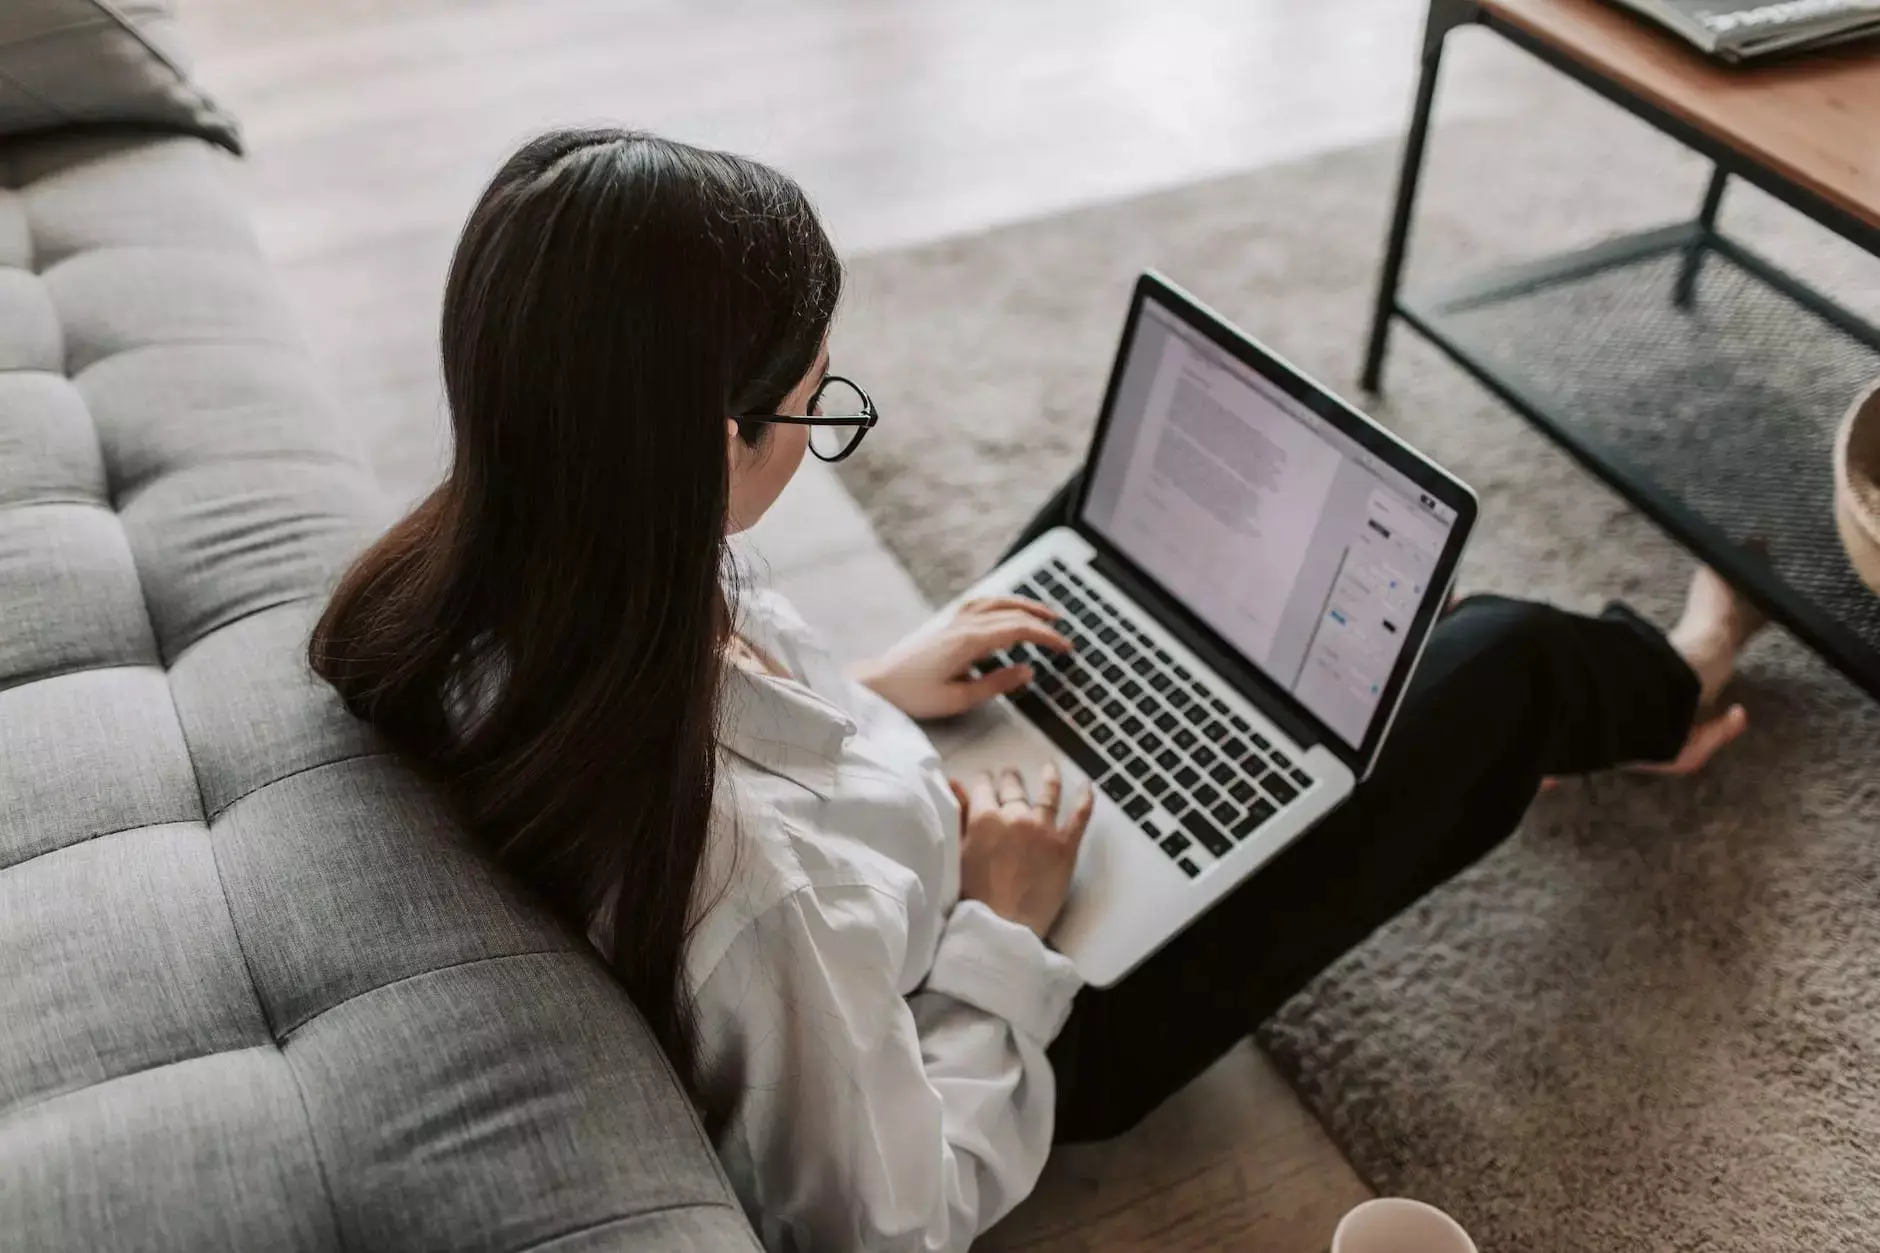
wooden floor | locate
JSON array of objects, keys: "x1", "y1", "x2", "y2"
[{"x1": 178, "y1": 2, "x2": 1557, "y2": 1247}]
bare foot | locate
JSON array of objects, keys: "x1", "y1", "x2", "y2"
[
  {"x1": 1539, "y1": 568, "x2": 1765, "y2": 790},
  {"x1": 1668, "y1": 565, "x2": 1766, "y2": 711}
]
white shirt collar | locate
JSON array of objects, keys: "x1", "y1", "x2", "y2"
[{"x1": 718, "y1": 590, "x2": 857, "y2": 801}]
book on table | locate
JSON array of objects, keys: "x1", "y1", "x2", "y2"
[{"x1": 1604, "y1": 0, "x2": 1880, "y2": 61}]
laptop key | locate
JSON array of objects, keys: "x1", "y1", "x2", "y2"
[
  {"x1": 1209, "y1": 763, "x2": 1234, "y2": 786},
  {"x1": 1143, "y1": 820, "x2": 1163, "y2": 840},
  {"x1": 1178, "y1": 810, "x2": 1234, "y2": 857},
  {"x1": 1144, "y1": 775, "x2": 1170, "y2": 798},
  {"x1": 1270, "y1": 749, "x2": 1294, "y2": 770},
  {"x1": 1101, "y1": 774, "x2": 1133, "y2": 804},
  {"x1": 1102, "y1": 663, "x2": 1126, "y2": 684},
  {"x1": 1173, "y1": 665, "x2": 1192, "y2": 681},
  {"x1": 1091, "y1": 724, "x2": 1114, "y2": 745},
  {"x1": 1183, "y1": 704, "x2": 1208, "y2": 726},
  {"x1": 1211, "y1": 801, "x2": 1239, "y2": 827},
  {"x1": 1166, "y1": 688, "x2": 1191, "y2": 710},
  {"x1": 1177, "y1": 857, "x2": 1200, "y2": 878},
  {"x1": 1106, "y1": 739, "x2": 1131, "y2": 761},
  {"x1": 1121, "y1": 679, "x2": 1144, "y2": 700},
  {"x1": 1264, "y1": 774, "x2": 1299, "y2": 805},
  {"x1": 1148, "y1": 672, "x2": 1172, "y2": 692},
  {"x1": 1161, "y1": 833, "x2": 1191, "y2": 857},
  {"x1": 1192, "y1": 745, "x2": 1217, "y2": 768},
  {"x1": 1172, "y1": 728, "x2": 1198, "y2": 751},
  {"x1": 1156, "y1": 750, "x2": 1181, "y2": 772},
  {"x1": 1101, "y1": 699, "x2": 1126, "y2": 720},
  {"x1": 1120, "y1": 715, "x2": 1144, "y2": 737},
  {"x1": 1252, "y1": 733, "x2": 1272, "y2": 751},
  {"x1": 1122, "y1": 796, "x2": 1153, "y2": 822},
  {"x1": 1139, "y1": 731, "x2": 1164, "y2": 753},
  {"x1": 1124, "y1": 756, "x2": 1150, "y2": 779},
  {"x1": 1071, "y1": 706, "x2": 1095, "y2": 728},
  {"x1": 1209, "y1": 698, "x2": 1231, "y2": 716},
  {"x1": 1131, "y1": 655, "x2": 1155, "y2": 677},
  {"x1": 1097, "y1": 626, "x2": 1120, "y2": 646},
  {"x1": 1233, "y1": 799, "x2": 1277, "y2": 839},
  {"x1": 1154, "y1": 712, "x2": 1179, "y2": 733},
  {"x1": 1009, "y1": 691, "x2": 1108, "y2": 779},
  {"x1": 1229, "y1": 779, "x2": 1257, "y2": 804},
  {"x1": 1204, "y1": 721, "x2": 1231, "y2": 744},
  {"x1": 1290, "y1": 768, "x2": 1313, "y2": 789},
  {"x1": 1163, "y1": 793, "x2": 1189, "y2": 816},
  {"x1": 1140, "y1": 695, "x2": 1163, "y2": 717},
  {"x1": 1117, "y1": 641, "x2": 1138, "y2": 661},
  {"x1": 1193, "y1": 783, "x2": 1221, "y2": 809},
  {"x1": 1172, "y1": 766, "x2": 1200, "y2": 789},
  {"x1": 1230, "y1": 714, "x2": 1251, "y2": 733},
  {"x1": 1223, "y1": 736, "x2": 1248, "y2": 758}
]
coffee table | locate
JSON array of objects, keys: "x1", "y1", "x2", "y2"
[{"x1": 1362, "y1": 0, "x2": 1880, "y2": 698}]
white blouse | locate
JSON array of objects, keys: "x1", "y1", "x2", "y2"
[{"x1": 679, "y1": 587, "x2": 1085, "y2": 1252}]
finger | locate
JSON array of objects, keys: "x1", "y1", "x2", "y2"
[
  {"x1": 963, "y1": 595, "x2": 1061, "y2": 623},
  {"x1": 948, "y1": 777, "x2": 973, "y2": 827},
  {"x1": 969, "y1": 771, "x2": 999, "y2": 815},
  {"x1": 1036, "y1": 761, "x2": 1062, "y2": 821},
  {"x1": 1060, "y1": 781, "x2": 1096, "y2": 848},
  {"x1": 996, "y1": 767, "x2": 1029, "y2": 807},
  {"x1": 936, "y1": 664, "x2": 1034, "y2": 716},
  {"x1": 956, "y1": 617, "x2": 1072, "y2": 662}
]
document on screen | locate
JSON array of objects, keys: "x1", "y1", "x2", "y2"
[{"x1": 1101, "y1": 336, "x2": 1341, "y2": 665}]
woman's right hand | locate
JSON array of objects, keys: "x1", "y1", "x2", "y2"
[{"x1": 950, "y1": 762, "x2": 1094, "y2": 938}]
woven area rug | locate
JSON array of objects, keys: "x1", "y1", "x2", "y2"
[{"x1": 836, "y1": 87, "x2": 1880, "y2": 1251}]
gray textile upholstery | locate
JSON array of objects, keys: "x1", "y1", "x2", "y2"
[
  {"x1": 0, "y1": 1, "x2": 239, "y2": 151},
  {"x1": 0, "y1": 132, "x2": 758, "y2": 1250}
]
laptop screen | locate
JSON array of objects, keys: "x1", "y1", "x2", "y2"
[{"x1": 1080, "y1": 294, "x2": 1460, "y2": 750}]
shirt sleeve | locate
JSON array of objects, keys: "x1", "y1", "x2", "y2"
[{"x1": 696, "y1": 885, "x2": 1083, "y2": 1253}]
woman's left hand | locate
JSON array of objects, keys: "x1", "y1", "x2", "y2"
[{"x1": 852, "y1": 597, "x2": 1071, "y2": 719}]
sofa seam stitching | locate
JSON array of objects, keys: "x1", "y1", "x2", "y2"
[
  {"x1": 0, "y1": 816, "x2": 200, "y2": 876},
  {"x1": 511, "y1": 1199, "x2": 753, "y2": 1252},
  {"x1": 0, "y1": 1042, "x2": 275, "y2": 1128},
  {"x1": 207, "y1": 750, "x2": 391, "y2": 823},
  {"x1": 276, "y1": 949, "x2": 578, "y2": 1044},
  {"x1": 166, "y1": 592, "x2": 320, "y2": 670},
  {"x1": 277, "y1": 1047, "x2": 353, "y2": 1253},
  {"x1": 0, "y1": 658, "x2": 162, "y2": 699}
]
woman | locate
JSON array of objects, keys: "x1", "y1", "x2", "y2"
[{"x1": 310, "y1": 129, "x2": 1761, "y2": 1251}]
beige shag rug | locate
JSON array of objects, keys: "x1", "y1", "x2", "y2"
[{"x1": 835, "y1": 91, "x2": 1880, "y2": 1252}]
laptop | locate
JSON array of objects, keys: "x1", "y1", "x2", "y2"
[{"x1": 922, "y1": 273, "x2": 1478, "y2": 986}]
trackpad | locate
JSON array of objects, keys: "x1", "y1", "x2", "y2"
[{"x1": 932, "y1": 703, "x2": 1097, "y2": 796}]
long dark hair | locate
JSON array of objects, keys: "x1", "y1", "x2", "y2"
[{"x1": 310, "y1": 129, "x2": 842, "y2": 1098}]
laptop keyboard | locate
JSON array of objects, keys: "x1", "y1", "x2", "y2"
[{"x1": 976, "y1": 558, "x2": 1315, "y2": 880}]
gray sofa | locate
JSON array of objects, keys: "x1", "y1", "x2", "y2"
[{"x1": 0, "y1": 7, "x2": 759, "y2": 1250}]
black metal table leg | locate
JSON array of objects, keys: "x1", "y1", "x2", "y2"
[
  {"x1": 1361, "y1": 0, "x2": 1477, "y2": 395},
  {"x1": 1673, "y1": 166, "x2": 1729, "y2": 308}
]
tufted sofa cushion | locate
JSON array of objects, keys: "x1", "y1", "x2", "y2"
[{"x1": 0, "y1": 133, "x2": 758, "y2": 1251}]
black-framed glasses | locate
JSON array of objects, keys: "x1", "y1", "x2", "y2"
[{"x1": 743, "y1": 374, "x2": 878, "y2": 463}]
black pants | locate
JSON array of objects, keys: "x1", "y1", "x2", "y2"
[{"x1": 1003, "y1": 479, "x2": 1702, "y2": 1144}]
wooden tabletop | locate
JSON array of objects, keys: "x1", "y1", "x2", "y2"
[{"x1": 1481, "y1": 0, "x2": 1880, "y2": 235}]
